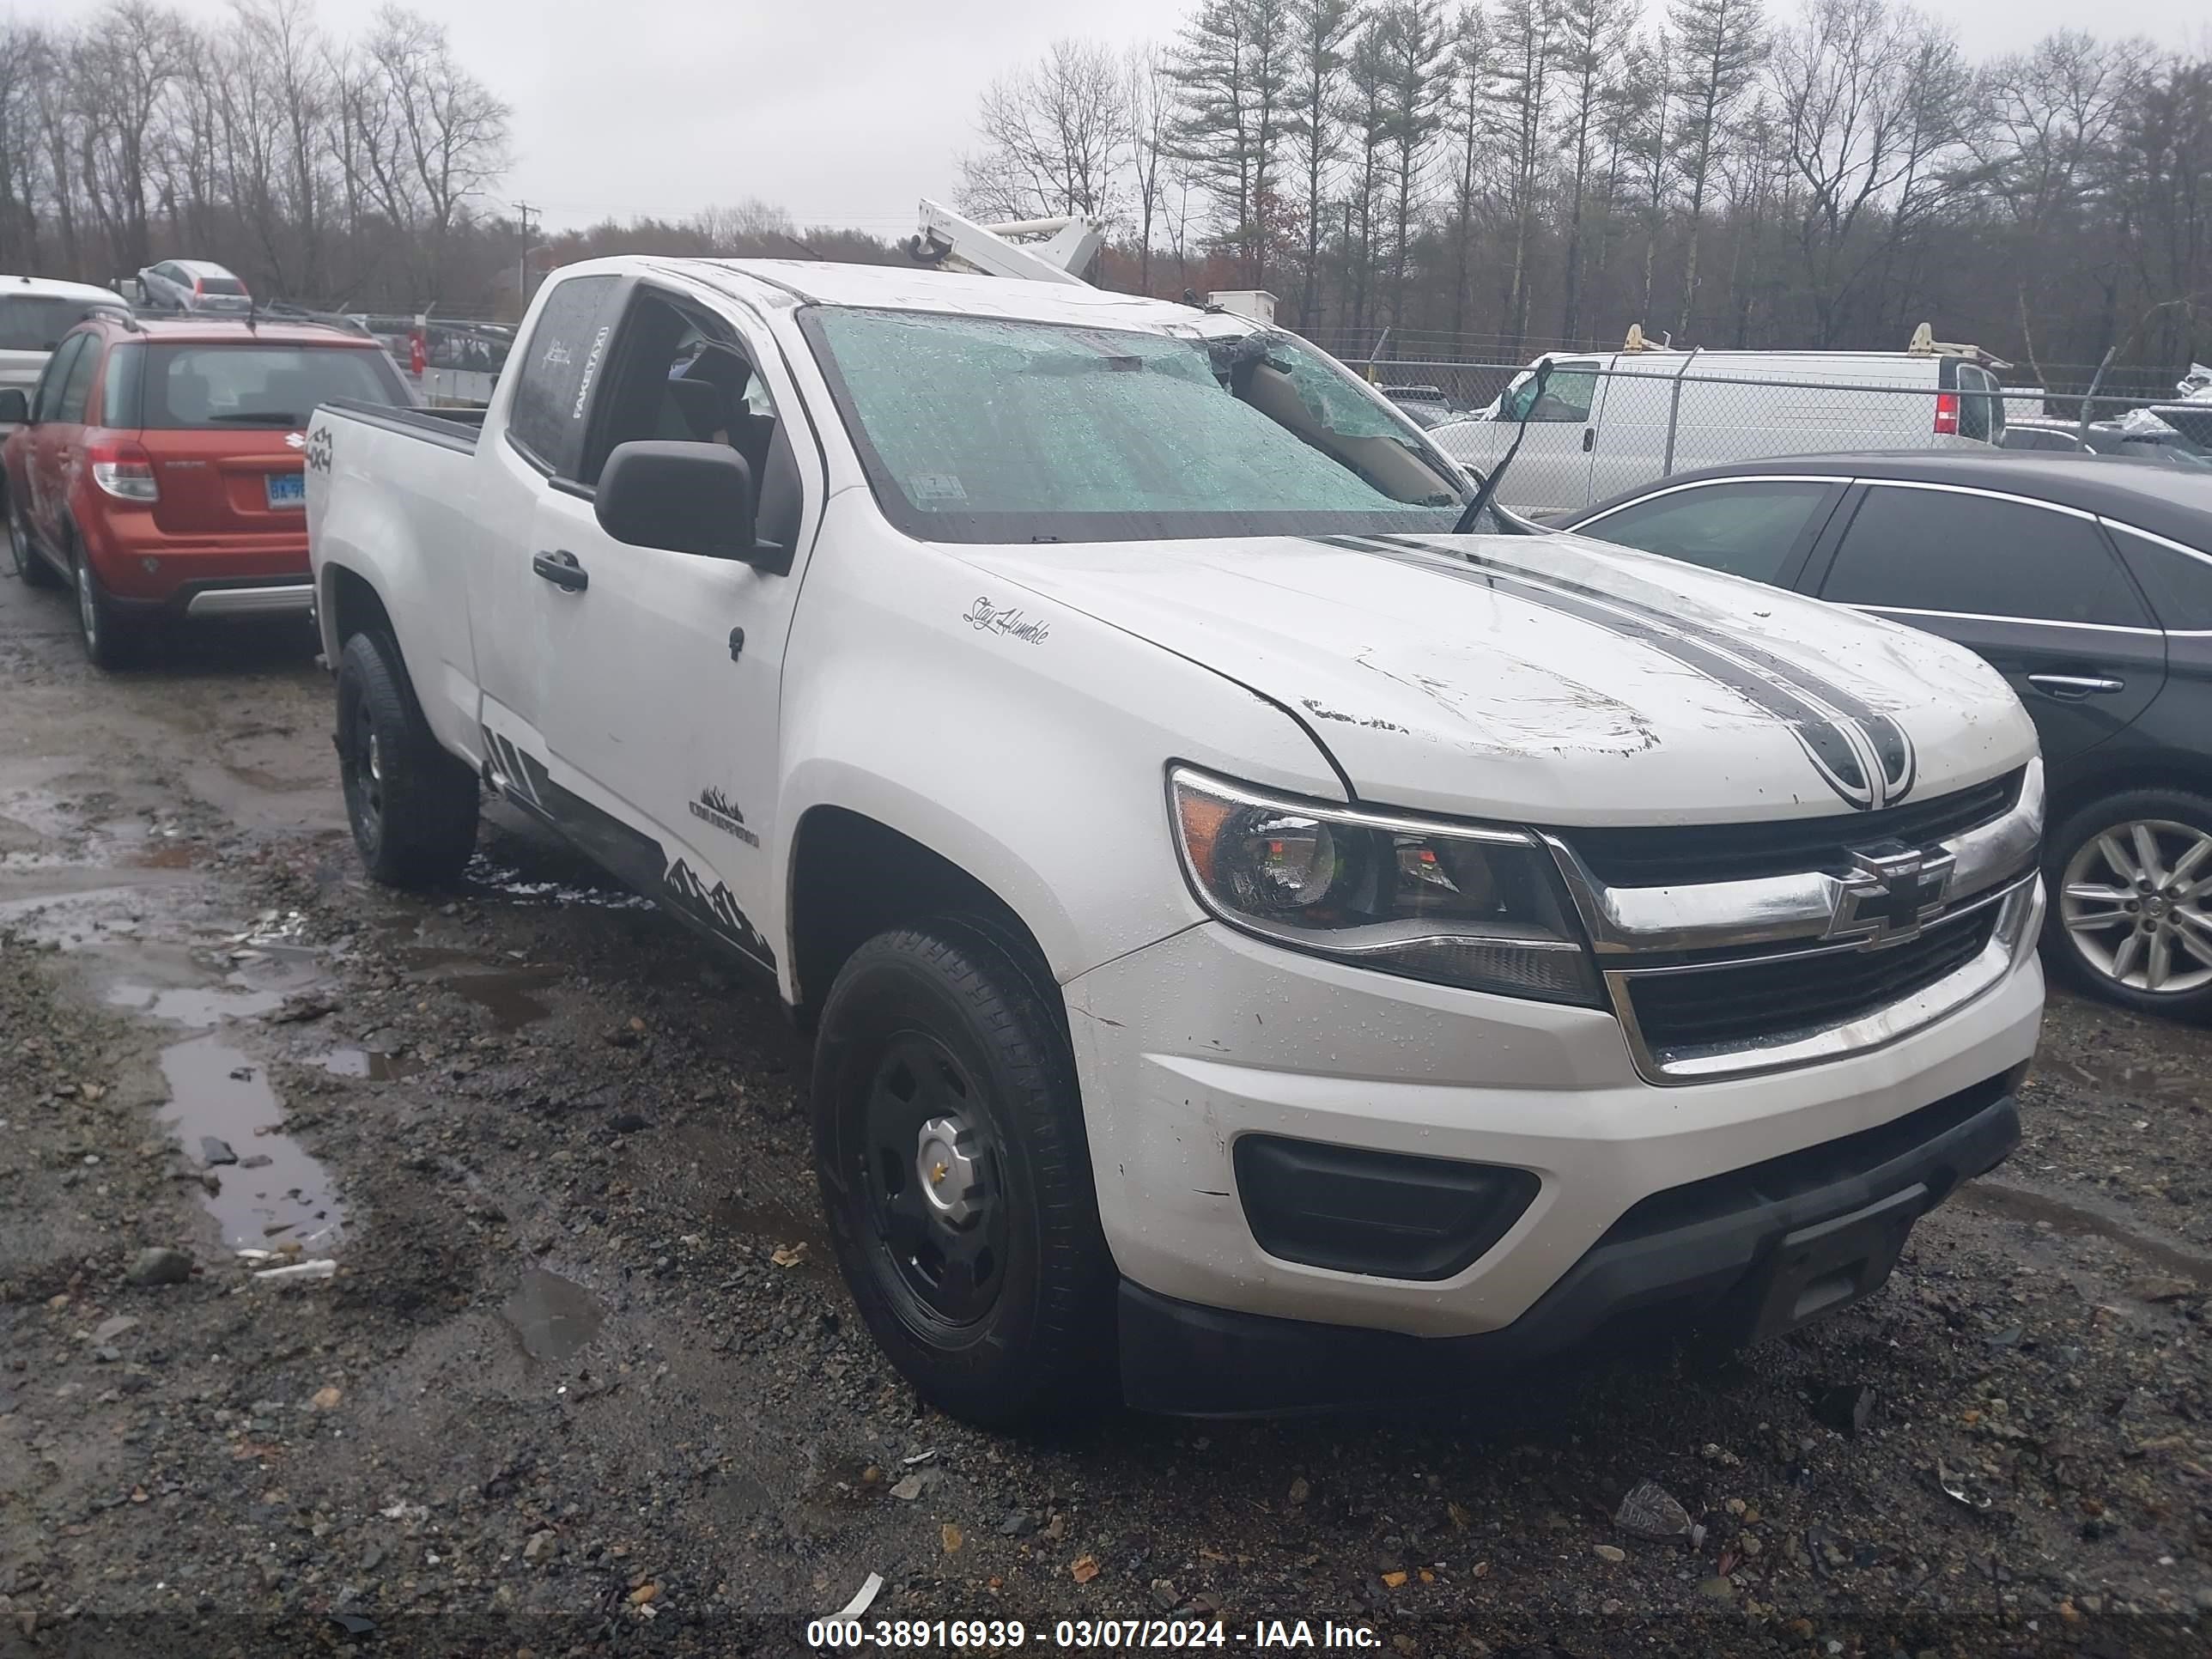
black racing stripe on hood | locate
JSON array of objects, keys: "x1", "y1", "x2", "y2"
[
  {"x1": 1316, "y1": 535, "x2": 1877, "y2": 809},
  {"x1": 1377, "y1": 534, "x2": 1917, "y2": 803}
]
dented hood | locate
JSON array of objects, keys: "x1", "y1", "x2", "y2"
[{"x1": 962, "y1": 530, "x2": 2035, "y2": 825}]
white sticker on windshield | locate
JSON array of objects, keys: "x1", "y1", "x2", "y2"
[{"x1": 909, "y1": 473, "x2": 968, "y2": 503}]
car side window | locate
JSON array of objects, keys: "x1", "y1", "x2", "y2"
[
  {"x1": 53, "y1": 336, "x2": 99, "y2": 423},
  {"x1": 32, "y1": 334, "x2": 86, "y2": 422},
  {"x1": 1577, "y1": 481, "x2": 1834, "y2": 585},
  {"x1": 2107, "y1": 526, "x2": 2212, "y2": 630},
  {"x1": 1820, "y1": 485, "x2": 2149, "y2": 627},
  {"x1": 1503, "y1": 362, "x2": 1598, "y2": 423},
  {"x1": 506, "y1": 273, "x2": 623, "y2": 478},
  {"x1": 577, "y1": 289, "x2": 802, "y2": 551}
]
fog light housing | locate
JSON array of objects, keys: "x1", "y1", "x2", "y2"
[{"x1": 1234, "y1": 1134, "x2": 1540, "y2": 1280}]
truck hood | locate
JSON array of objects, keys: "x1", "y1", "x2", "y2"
[{"x1": 962, "y1": 530, "x2": 2034, "y2": 825}]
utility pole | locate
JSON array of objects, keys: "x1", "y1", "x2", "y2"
[{"x1": 514, "y1": 201, "x2": 538, "y2": 310}]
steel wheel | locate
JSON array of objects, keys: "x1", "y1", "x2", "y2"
[
  {"x1": 854, "y1": 1033, "x2": 1009, "y2": 1328},
  {"x1": 342, "y1": 696, "x2": 386, "y2": 856},
  {"x1": 2059, "y1": 817, "x2": 2212, "y2": 997}
]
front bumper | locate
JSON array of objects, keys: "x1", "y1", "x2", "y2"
[
  {"x1": 1120, "y1": 1073, "x2": 2020, "y2": 1415},
  {"x1": 1064, "y1": 914, "x2": 2044, "y2": 1366}
]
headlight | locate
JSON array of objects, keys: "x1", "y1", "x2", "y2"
[{"x1": 1169, "y1": 767, "x2": 1599, "y2": 1005}]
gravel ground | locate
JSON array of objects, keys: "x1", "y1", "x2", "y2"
[{"x1": 3, "y1": 568, "x2": 2210, "y2": 1659}]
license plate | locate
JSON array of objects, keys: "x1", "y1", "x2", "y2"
[{"x1": 265, "y1": 471, "x2": 306, "y2": 508}]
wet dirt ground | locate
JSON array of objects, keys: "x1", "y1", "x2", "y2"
[{"x1": 2, "y1": 568, "x2": 2210, "y2": 1659}]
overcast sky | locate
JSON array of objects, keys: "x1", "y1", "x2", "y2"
[{"x1": 20, "y1": 0, "x2": 2211, "y2": 236}]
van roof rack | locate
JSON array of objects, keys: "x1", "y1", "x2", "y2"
[{"x1": 1907, "y1": 323, "x2": 2010, "y2": 369}]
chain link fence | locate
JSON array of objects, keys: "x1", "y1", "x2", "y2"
[{"x1": 1344, "y1": 358, "x2": 2212, "y2": 517}]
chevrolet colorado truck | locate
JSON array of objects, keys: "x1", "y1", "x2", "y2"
[{"x1": 306, "y1": 256, "x2": 2045, "y2": 1424}]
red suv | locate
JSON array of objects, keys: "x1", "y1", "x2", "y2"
[{"x1": 1, "y1": 314, "x2": 410, "y2": 666}]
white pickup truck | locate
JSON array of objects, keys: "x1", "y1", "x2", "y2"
[{"x1": 307, "y1": 256, "x2": 2045, "y2": 1425}]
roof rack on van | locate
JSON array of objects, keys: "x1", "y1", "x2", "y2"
[
  {"x1": 1621, "y1": 323, "x2": 1680, "y2": 353},
  {"x1": 1906, "y1": 322, "x2": 2010, "y2": 370}
]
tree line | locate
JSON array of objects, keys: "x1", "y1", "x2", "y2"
[
  {"x1": 0, "y1": 0, "x2": 530, "y2": 312},
  {"x1": 957, "y1": 0, "x2": 2212, "y2": 384}
]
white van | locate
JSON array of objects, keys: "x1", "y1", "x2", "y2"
[
  {"x1": 0, "y1": 275, "x2": 132, "y2": 412},
  {"x1": 1431, "y1": 328, "x2": 2010, "y2": 516}
]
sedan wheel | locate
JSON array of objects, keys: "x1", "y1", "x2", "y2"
[{"x1": 2051, "y1": 800, "x2": 2212, "y2": 1012}]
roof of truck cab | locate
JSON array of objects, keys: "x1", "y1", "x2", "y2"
[
  {"x1": 1576, "y1": 449, "x2": 2212, "y2": 546},
  {"x1": 629, "y1": 257, "x2": 1236, "y2": 333}
]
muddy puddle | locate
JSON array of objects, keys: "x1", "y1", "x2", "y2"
[
  {"x1": 1960, "y1": 1180, "x2": 2212, "y2": 1288},
  {"x1": 443, "y1": 969, "x2": 556, "y2": 1029},
  {"x1": 2039, "y1": 1054, "x2": 2209, "y2": 1109},
  {"x1": 502, "y1": 1268, "x2": 605, "y2": 1364},
  {"x1": 160, "y1": 1033, "x2": 345, "y2": 1253}
]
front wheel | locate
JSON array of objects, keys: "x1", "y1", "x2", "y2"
[
  {"x1": 2044, "y1": 787, "x2": 2212, "y2": 1019},
  {"x1": 812, "y1": 919, "x2": 1115, "y2": 1429},
  {"x1": 336, "y1": 630, "x2": 480, "y2": 887}
]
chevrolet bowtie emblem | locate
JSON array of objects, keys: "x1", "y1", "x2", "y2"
[{"x1": 1829, "y1": 842, "x2": 1955, "y2": 948}]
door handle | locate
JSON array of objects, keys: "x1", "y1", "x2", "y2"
[
  {"x1": 1582, "y1": 428, "x2": 1595, "y2": 453},
  {"x1": 2027, "y1": 672, "x2": 2124, "y2": 701},
  {"x1": 532, "y1": 549, "x2": 587, "y2": 593}
]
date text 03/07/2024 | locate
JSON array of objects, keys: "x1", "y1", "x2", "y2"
[{"x1": 805, "y1": 1618, "x2": 1382, "y2": 1649}]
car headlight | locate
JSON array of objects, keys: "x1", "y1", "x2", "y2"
[{"x1": 1169, "y1": 767, "x2": 1600, "y2": 1005}]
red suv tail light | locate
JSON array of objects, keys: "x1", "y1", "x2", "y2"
[
  {"x1": 89, "y1": 440, "x2": 160, "y2": 502},
  {"x1": 1934, "y1": 392, "x2": 1960, "y2": 435}
]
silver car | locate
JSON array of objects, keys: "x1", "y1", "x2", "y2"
[{"x1": 136, "y1": 258, "x2": 252, "y2": 314}]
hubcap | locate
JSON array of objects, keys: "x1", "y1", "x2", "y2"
[
  {"x1": 2060, "y1": 818, "x2": 2212, "y2": 995},
  {"x1": 346, "y1": 702, "x2": 384, "y2": 843},
  {"x1": 855, "y1": 1035, "x2": 1006, "y2": 1326}
]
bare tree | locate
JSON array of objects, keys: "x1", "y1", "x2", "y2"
[
  {"x1": 73, "y1": 1, "x2": 191, "y2": 273},
  {"x1": 1284, "y1": 0, "x2": 1356, "y2": 328},
  {"x1": 1555, "y1": 0, "x2": 1635, "y2": 343},
  {"x1": 1127, "y1": 45, "x2": 1176, "y2": 291},
  {"x1": 958, "y1": 39, "x2": 1129, "y2": 223},
  {"x1": 1169, "y1": 0, "x2": 1292, "y2": 286},
  {"x1": 1486, "y1": 0, "x2": 1559, "y2": 356},
  {"x1": 1443, "y1": 4, "x2": 1498, "y2": 339},
  {"x1": 1669, "y1": 0, "x2": 1766, "y2": 335},
  {"x1": 1771, "y1": 0, "x2": 1972, "y2": 344}
]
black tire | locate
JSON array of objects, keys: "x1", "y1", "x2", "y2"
[
  {"x1": 70, "y1": 538, "x2": 139, "y2": 669},
  {"x1": 812, "y1": 917, "x2": 1115, "y2": 1429},
  {"x1": 335, "y1": 629, "x2": 480, "y2": 887},
  {"x1": 2042, "y1": 786, "x2": 2212, "y2": 1020},
  {"x1": 8, "y1": 495, "x2": 60, "y2": 588}
]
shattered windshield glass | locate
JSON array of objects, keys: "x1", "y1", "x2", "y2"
[{"x1": 801, "y1": 307, "x2": 1473, "y2": 544}]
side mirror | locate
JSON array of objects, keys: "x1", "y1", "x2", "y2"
[
  {"x1": 594, "y1": 440, "x2": 763, "y2": 563},
  {"x1": 0, "y1": 389, "x2": 31, "y2": 425}
]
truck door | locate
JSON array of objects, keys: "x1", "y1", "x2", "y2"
[
  {"x1": 516, "y1": 284, "x2": 821, "y2": 979},
  {"x1": 1470, "y1": 356, "x2": 1604, "y2": 515},
  {"x1": 1583, "y1": 353, "x2": 1688, "y2": 501}
]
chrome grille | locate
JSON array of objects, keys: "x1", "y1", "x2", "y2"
[{"x1": 1539, "y1": 761, "x2": 2045, "y2": 1085}]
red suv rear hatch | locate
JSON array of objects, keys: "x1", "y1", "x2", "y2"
[{"x1": 102, "y1": 337, "x2": 405, "y2": 535}]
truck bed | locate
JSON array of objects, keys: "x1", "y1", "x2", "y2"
[{"x1": 322, "y1": 398, "x2": 484, "y2": 453}]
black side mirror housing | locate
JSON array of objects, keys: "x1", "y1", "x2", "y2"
[
  {"x1": 594, "y1": 440, "x2": 770, "y2": 566},
  {"x1": 0, "y1": 389, "x2": 31, "y2": 425}
]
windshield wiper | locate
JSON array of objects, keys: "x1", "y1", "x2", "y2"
[
  {"x1": 208, "y1": 410, "x2": 301, "y2": 424},
  {"x1": 1452, "y1": 359, "x2": 1552, "y2": 535}
]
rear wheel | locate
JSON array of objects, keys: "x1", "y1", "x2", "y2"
[
  {"x1": 336, "y1": 629, "x2": 480, "y2": 887},
  {"x1": 8, "y1": 496, "x2": 59, "y2": 589},
  {"x1": 2045, "y1": 787, "x2": 2212, "y2": 1020},
  {"x1": 813, "y1": 919, "x2": 1115, "y2": 1429},
  {"x1": 70, "y1": 541, "x2": 138, "y2": 670}
]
